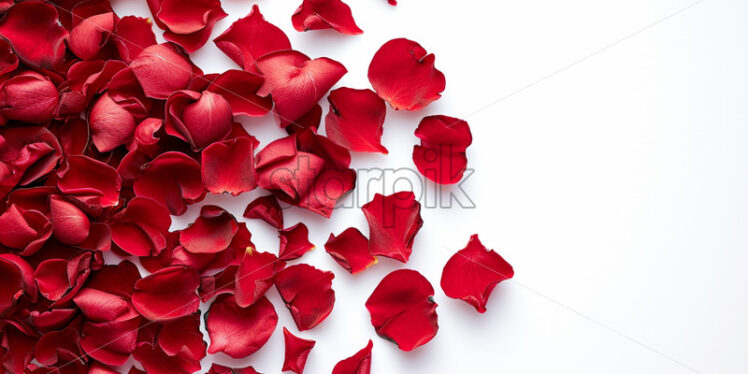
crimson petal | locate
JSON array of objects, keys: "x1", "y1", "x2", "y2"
[
  {"x1": 292, "y1": 0, "x2": 363, "y2": 35},
  {"x1": 132, "y1": 266, "x2": 201, "y2": 321},
  {"x1": 180, "y1": 205, "x2": 239, "y2": 254},
  {"x1": 110, "y1": 197, "x2": 172, "y2": 257},
  {"x1": 282, "y1": 327, "x2": 315, "y2": 374},
  {"x1": 413, "y1": 115, "x2": 472, "y2": 184},
  {"x1": 165, "y1": 90, "x2": 234, "y2": 151},
  {"x1": 130, "y1": 44, "x2": 194, "y2": 99},
  {"x1": 362, "y1": 191, "x2": 423, "y2": 263},
  {"x1": 235, "y1": 249, "x2": 284, "y2": 308},
  {"x1": 275, "y1": 264, "x2": 335, "y2": 331},
  {"x1": 279, "y1": 223, "x2": 315, "y2": 261},
  {"x1": 206, "y1": 295, "x2": 277, "y2": 358},
  {"x1": 202, "y1": 136, "x2": 258, "y2": 196},
  {"x1": 331, "y1": 340, "x2": 373, "y2": 374},
  {"x1": 0, "y1": 71, "x2": 59, "y2": 124},
  {"x1": 157, "y1": 313, "x2": 207, "y2": 361},
  {"x1": 213, "y1": 5, "x2": 291, "y2": 71},
  {"x1": 325, "y1": 87, "x2": 387, "y2": 153},
  {"x1": 206, "y1": 69, "x2": 272, "y2": 117},
  {"x1": 113, "y1": 16, "x2": 157, "y2": 63},
  {"x1": 133, "y1": 151, "x2": 205, "y2": 215},
  {"x1": 243, "y1": 195, "x2": 284, "y2": 229},
  {"x1": 0, "y1": 1, "x2": 67, "y2": 69},
  {"x1": 324, "y1": 228, "x2": 377, "y2": 274}
]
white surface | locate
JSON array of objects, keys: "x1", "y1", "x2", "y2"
[{"x1": 111, "y1": 0, "x2": 748, "y2": 373}]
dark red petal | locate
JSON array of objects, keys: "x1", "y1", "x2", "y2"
[
  {"x1": 202, "y1": 136, "x2": 257, "y2": 196},
  {"x1": 158, "y1": 313, "x2": 207, "y2": 361},
  {"x1": 0, "y1": 254, "x2": 34, "y2": 313},
  {"x1": 130, "y1": 44, "x2": 193, "y2": 99},
  {"x1": 292, "y1": 0, "x2": 363, "y2": 35},
  {"x1": 324, "y1": 228, "x2": 377, "y2": 274},
  {"x1": 208, "y1": 364, "x2": 263, "y2": 374},
  {"x1": 275, "y1": 264, "x2": 335, "y2": 331},
  {"x1": 180, "y1": 205, "x2": 239, "y2": 254},
  {"x1": 0, "y1": 71, "x2": 59, "y2": 124},
  {"x1": 0, "y1": 1, "x2": 67, "y2": 69},
  {"x1": 213, "y1": 5, "x2": 291, "y2": 71},
  {"x1": 110, "y1": 197, "x2": 172, "y2": 257},
  {"x1": 73, "y1": 288, "x2": 130, "y2": 321},
  {"x1": 81, "y1": 317, "x2": 141, "y2": 366},
  {"x1": 278, "y1": 223, "x2": 315, "y2": 261},
  {"x1": 286, "y1": 104, "x2": 322, "y2": 134},
  {"x1": 133, "y1": 151, "x2": 205, "y2": 215},
  {"x1": 155, "y1": 0, "x2": 227, "y2": 52},
  {"x1": 282, "y1": 327, "x2": 315, "y2": 374},
  {"x1": 205, "y1": 69, "x2": 272, "y2": 117},
  {"x1": 34, "y1": 259, "x2": 72, "y2": 302},
  {"x1": 331, "y1": 340, "x2": 373, "y2": 374},
  {"x1": 68, "y1": 12, "x2": 116, "y2": 60},
  {"x1": 113, "y1": 16, "x2": 157, "y2": 63},
  {"x1": 440, "y1": 234, "x2": 514, "y2": 313},
  {"x1": 388, "y1": 0, "x2": 397, "y2": 5},
  {"x1": 362, "y1": 191, "x2": 423, "y2": 263},
  {"x1": 165, "y1": 90, "x2": 234, "y2": 151},
  {"x1": 365, "y1": 269, "x2": 438, "y2": 351},
  {"x1": 206, "y1": 295, "x2": 277, "y2": 358},
  {"x1": 0, "y1": 204, "x2": 52, "y2": 255},
  {"x1": 56, "y1": 155, "x2": 122, "y2": 209},
  {"x1": 413, "y1": 115, "x2": 472, "y2": 184},
  {"x1": 89, "y1": 92, "x2": 138, "y2": 153},
  {"x1": 235, "y1": 249, "x2": 284, "y2": 308},
  {"x1": 1, "y1": 322, "x2": 36, "y2": 373},
  {"x1": 132, "y1": 266, "x2": 200, "y2": 321},
  {"x1": 35, "y1": 327, "x2": 84, "y2": 367},
  {"x1": 0, "y1": 38, "x2": 19, "y2": 75},
  {"x1": 0, "y1": 126, "x2": 61, "y2": 188},
  {"x1": 325, "y1": 87, "x2": 387, "y2": 153},
  {"x1": 243, "y1": 195, "x2": 283, "y2": 229},
  {"x1": 256, "y1": 50, "x2": 346, "y2": 128},
  {"x1": 133, "y1": 342, "x2": 202, "y2": 374},
  {"x1": 49, "y1": 195, "x2": 90, "y2": 245},
  {"x1": 368, "y1": 38, "x2": 445, "y2": 111}
]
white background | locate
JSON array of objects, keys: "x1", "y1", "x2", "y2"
[{"x1": 112, "y1": 0, "x2": 748, "y2": 373}]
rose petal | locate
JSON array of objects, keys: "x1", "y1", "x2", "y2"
[
  {"x1": 89, "y1": 92, "x2": 138, "y2": 153},
  {"x1": 133, "y1": 342, "x2": 202, "y2": 374},
  {"x1": 440, "y1": 234, "x2": 514, "y2": 313},
  {"x1": 256, "y1": 50, "x2": 346, "y2": 128},
  {"x1": 81, "y1": 317, "x2": 141, "y2": 366},
  {"x1": 278, "y1": 223, "x2": 315, "y2": 261},
  {"x1": 0, "y1": 1, "x2": 67, "y2": 69},
  {"x1": 413, "y1": 115, "x2": 472, "y2": 184},
  {"x1": 292, "y1": 0, "x2": 363, "y2": 35},
  {"x1": 48, "y1": 195, "x2": 91, "y2": 245},
  {"x1": 130, "y1": 44, "x2": 194, "y2": 99},
  {"x1": 35, "y1": 327, "x2": 84, "y2": 367},
  {"x1": 0, "y1": 71, "x2": 59, "y2": 124},
  {"x1": 324, "y1": 228, "x2": 377, "y2": 274},
  {"x1": 0, "y1": 254, "x2": 35, "y2": 314},
  {"x1": 0, "y1": 126, "x2": 61, "y2": 191},
  {"x1": 331, "y1": 340, "x2": 373, "y2": 374},
  {"x1": 132, "y1": 151, "x2": 205, "y2": 215},
  {"x1": 165, "y1": 90, "x2": 234, "y2": 151},
  {"x1": 235, "y1": 249, "x2": 284, "y2": 308},
  {"x1": 157, "y1": 313, "x2": 207, "y2": 361},
  {"x1": 208, "y1": 364, "x2": 263, "y2": 374},
  {"x1": 206, "y1": 69, "x2": 273, "y2": 117},
  {"x1": 0, "y1": 38, "x2": 19, "y2": 75},
  {"x1": 365, "y1": 269, "x2": 438, "y2": 351},
  {"x1": 213, "y1": 5, "x2": 291, "y2": 71},
  {"x1": 206, "y1": 295, "x2": 277, "y2": 358},
  {"x1": 362, "y1": 191, "x2": 423, "y2": 263},
  {"x1": 282, "y1": 327, "x2": 315, "y2": 374},
  {"x1": 0, "y1": 204, "x2": 52, "y2": 255},
  {"x1": 368, "y1": 38, "x2": 445, "y2": 111},
  {"x1": 202, "y1": 136, "x2": 258, "y2": 196},
  {"x1": 150, "y1": 0, "x2": 227, "y2": 52},
  {"x1": 275, "y1": 264, "x2": 335, "y2": 331},
  {"x1": 243, "y1": 195, "x2": 284, "y2": 229},
  {"x1": 110, "y1": 197, "x2": 172, "y2": 257},
  {"x1": 56, "y1": 155, "x2": 122, "y2": 210},
  {"x1": 132, "y1": 266, "x2": 201, "y2": 321},
  {"x1": 325, "y1": 87, "x2": 387, "y2": 154},
  {"x1": 69, "y1": 12, "x2": 116, "y2": 60},
  {"x1": 113, "y1": 16, "x2": 158, "y2": 63},
  {"x1": 180, "y1": 205, "x2": 239, "y2": 254}
]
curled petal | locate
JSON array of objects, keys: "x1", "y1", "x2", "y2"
[
  {"x1": 133, "y1": 151, "x2": 205, "y2": 215},
  {"x1": 82, "y1": 317, "x2": 141, "y2": 366},
  {"x1": 235, "y1": 249, "x2": 284, "y2": 308},
  {"x1": 413, "y1": 115, "x2": 472, "y2": 184},
  {"x1": 130, "y1": 44, "x2": 194, "y2": 99},
  {"x1": 150, "y1": 0, "x2": 227, "y2": 52},
  {"x1": 49, "y1": 195, "x2": 90, "y2": 245},
  {"x1": 56, "y1": 155, "x2": 122, "y2": 210},
  {"x1": 180, "y1": 205, "x2": 239, "y2": 254},
  {"x1": 34, "y1": 259, "x2": 71, "y2": 302},
  {"x1": 206, "y1": 295, "x2": 277, "y2": 358},
  {"x1": 113, "y1": 16, "x2": 157, "y2": 63},
  {"x1": 69, "y1": 12, "x2": 116, "y2": 60},
  {"x1": 282, "y1": 327, "x2": 315, "y2": 374},
  {"x1": 0, "y1": 126, "x2": 62, "y2": 189},
  {"x1": 324, "y1": 228, "x2": 376, "y2": 274},
  {"x1": 0, "y1": 71, "x2": 59, "y2": 124},
  {"x1": 325, "y1": 87, "x2": 387, "y2": 153},
  {"x1": 206, "y1": 69, "x2": 272, "y2": 117},
  {"x1": 202, "y1": 136, "x2": 257, "y2": 195},
  {"x1": 89, "y1": 92, "x2": 138, "y2": 153},
  {"x1": 0, "y1": 1, "x2": 67, "y2": 69},
  {"x1": 35, "y1": 328, "x2": 84, "y2": 367},
  {"x1": 213, "y1": 4, "x2": 291, "y2": 71},
  {"x1": 133, "y1": 342, "x2": 201, "y2": 374},
  {"x1": 292, "y1": 0, "x2": 363, "y2": 35},
  {"x1": 165, "y1": 90, "x2": 234, "y2": 150},
  {"x1": 243, "y1": 195, "x2": 283, "y2": 229},
  {"x1": 365, "y1": 269, "x2": 438, "y2": 351},
  {"x1": 256, "y1": 50, "x2": 346, "y2": 128},
  {"x1": 110, "y1": 197, "x2": 172, "y2": 257},
  {"x1": 279, "y1": 223, "x2": 315, "y2": 261},
  {"x1": 440, "y1": 234, "x2": 514, "y2": 312},
  {"x1": 368, "y1": 38, "x2": 445, "y2": 111},
  {"x1": 0, "y1": 38, "x2": 19, "y2": 75},
  {"x1": 0, "y1": 204, "x2": 52, "y2": 255},
  {"x1": 275, "y1": 264, "x2": 335, "y2": 331},
  {"x1": 362, "y1": 192, "x2": 423, "y2": 263},
  {"x1": 132, "y1": 266, "x2": 201, "y2": 321},
  {"x1": 332, "y1": 340, "x2": 373, "y2": 374},
  {"x1": 157, "y1": 313, "x2": 207, "y2": 361},
  {"x1": 0, "y1": 254, "x2": 35, "y2": 314}
]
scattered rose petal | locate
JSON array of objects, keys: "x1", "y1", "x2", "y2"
[
  {"x1": 413, "y1": 115, "x2": 472, "y2": 184},
  {"x1": 235, "y1": 249, "x2": 284, "y2": 308},
  {"x1": 56, "y1": 155, "x2": 122, "y2": 210},
  {"x1": 275, "y1": 264, "x2": 335, "y2": 331},
  {"x1": 206, "y1": 295, "x2": 278, "y2": 358},
  {"x1": 130, "y1": 44, "x2": 194, "y2": 99},
  {"x1": 362, "y1": 191, "x2": 423, "y2": 262},
  {"x1": 0, "y1": 71, "x2": 59, "y2": 124},
  {"x1": 279, "y1": 223, "x2": 315, "y2": 261},
  {"x1": 180, "y1": 205, "x2": 239, "y2": 254},
  {"x1": 324, "y1": 227, "x2": 377, "y2": 274},
  {"x1": 0, "y1": 204, "x2": 52, "y2": 255},
  {"x1": 132, "y1": 151, "x2": 206, "y2": 215},
  {"x1": 0, "y1": 1, "x2": 68, "y2": 69},
  {"x1": 202, "y1": 136, "x2": 258, "y2": 196},
  {"x1": 208, "y1": 364, "x2": 263, "y2": 374},
  {"x1": 206, "y1": 69, "x2": 273, "y2": 117},
  {"x1": 132, "y1": 266, "x2": 201, "y2": 321},
  {"x1": 332, "y1": 340, "x2": 373, "y2": 374},
  {"x1": 365, "y1": 269, "x2": 438, "y2": 351},
  {"x1": 243, "y1": 195, "x2": 284, "y2": 229},
  {"x1": 165, "y1": 90, "x2": 234, "y2": 151},
  {"x1": 292, "y1": 0, "x2": 363, "y2": 35},
  {"x1": 157, "y1": 313, "x2": 207, "y2": 361},
  {"x1": 147, "y1": 0, "x2": 227, "y2": 52},
  {"x1": 214, "y1": 5, "x2": 291, "y2": 71},
  {"x1": 325, "y1": 87, "x2": 388, "y2": 153},
  {"x1": 48, "y1": 195, "x2": 90, "y2": 245},
  {"x1": 113, "y1": 16, "x2": 158, "y2": 63},
  {"x1": 110, "y1": 197, "x2": 172, "y2": 257},
  {"x1": 283, "y1": 327, "x2": 316, "y2": 374}
]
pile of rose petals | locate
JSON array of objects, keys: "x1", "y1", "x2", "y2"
[{"x1": 0, "y1": 0, "x2": 515, "y2": 373}]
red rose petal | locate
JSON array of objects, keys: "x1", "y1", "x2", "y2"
[
  {"x1": 202, "y1": 136, "x2": 258, "y2": 196},
  {"x1": 256, "y1": 50, "x2": 346, "y2": 128},
  {"x1": 213, "y1": 5, "x2": 291, "y2": 71},
  {"x1": 279, "y1": 223, "x2": 315, "y2": 261},
  {"x1": 133, "y1": 342, "x2": 202, "y2": 374},
  {"x1": 113, "y1": 16, "x2": 158, "y2": 63},
  {"x1": 325, "y1": 87, "x2": 388, "y2": 154},
  {"x1": 275, "y1": 264, "x2": 335, "y2": 331},
  {"x1": 132, "y1": 266, "x2": 201, "y2": 321},
  {"x1": 0, "y1": 38, "x2": 19, "y2": 75},
  {"x1": 130, "y1": 44, "x2": 194, "y2": 99},
  {"x1": 206, "y1": 69, "x2": 273, "y2": 117},
  {"x1": 68, "y1": 12, "x2": 116, "y2": 60},
  {"x1": 292, "y1": 0, "x2": 363, "y2": 35},
  {"x1": 149, "y1": 0, "x2": 227, "y2": 52},
  {"x1": 0, "y1": 126, "x2": 62, "y2": 191},
  {"x1": 0, "y1": 254, "x2": 35, "y2": 314},
  {"x1": 243, "y1": 195, "x2": 284, "y2": 229},
  {"x1": 166, "y1": 90, "x2": 234, "y2": 151},
  {"x1": 0, "y1": 204, "x2": 52, "y2": 255},
  {"x1": 0, "y1": 1, "x2": 67, "y2": 69},
  {"x1": 235, "y1": 249, "x2": 284, "y2": 308},
  {"x1": 413, "y1": 115, "x2": 472, "y2": 184},
  {"x1": 132, "y1": 151, "x2": 206, "y2": 215},
  {"x1": 35, "y1": 327, "x2": 84, "y2": 367},
  {"x1": 282, "y1": 327, "x2": 316, "y2": 374},
  {"x1": 180, "y1": 205, "x2": 239, "y2": 254},
  {"x1": 157, "y1": 313, "x2": 207, "y2": 361},
  {"x1": 206, "y1": 295, "x2": 278, "y2": 358},
  {"x1": 208, "y1": 364, "x2": 263, "y2": 374},
  {"x1": 89, "y1": 92, "x2": 139, "y2": 153},
  {"x1": 34, "y1": 259, "x2": 71, "y2": 301},
  {"x1": 48, "y1": 195, "x2": 90, "y2": 245},
  {"x1": 0, "y1": 71, "x2": 59, "y2": 124},
  {"x1": 362, "y1": 191, "x2": 423, "y2": 263},
  {"x1": 331, "y1": 340, "x2": 373, "y2": 374},
  {"x1": 440, "y1": 234, "x2": 514, "y2": 313},
  {"x1": 368, "y1": 38, "x2": 445, "y2": 111},
  {"x1": 324, "y1": 228, "x2": 377, "y2": 274},
  {"x1": 365, "y1": 269, "x2": 438, "y2": 351},
  {"x1": 110, "y1": 197, "x2": 172, "y2": 257},
  {"x1": 56, "y1": 155, "x2": 122, "y2": 210}
]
